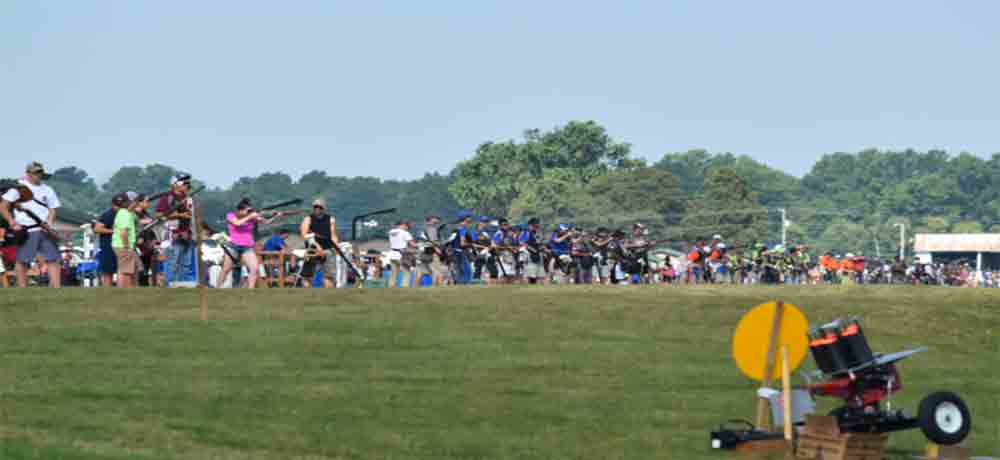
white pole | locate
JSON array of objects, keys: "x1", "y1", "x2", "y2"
[{"x1": 977, "y1": 252, "x2": 982, "y2": 283}]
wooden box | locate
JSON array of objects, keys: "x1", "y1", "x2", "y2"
[
  {"x1": 795, "y1": 415, "x2": 887, "y2": 460},
  {"x1": 926, "y1": 443, "x2": 972, "y2": 460}
]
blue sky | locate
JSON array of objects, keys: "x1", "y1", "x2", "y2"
[{"x1": 3, "y1": 1, "x2": 999, "y2": 187}]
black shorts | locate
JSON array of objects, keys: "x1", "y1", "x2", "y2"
[
  {"x1": 486, "y1": 256, "x2": 499, "y2": 278},
  {"x1": 98, "y1": 246, "x2": 118, "y2": 274}
]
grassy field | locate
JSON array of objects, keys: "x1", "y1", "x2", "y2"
[{"x1": 1, "y1": 286, "x2": 997, "y2": 460}]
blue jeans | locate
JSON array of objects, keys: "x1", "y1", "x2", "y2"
[
  {"x1": 165, "y1": 239, "x2": 195, "y2": 286},
  {"x1": 451, "y1": 251, "x2": 471, "y2": 284},
  {"x1": 691, "y1": 266, "x2": 702, "y2": 284}
]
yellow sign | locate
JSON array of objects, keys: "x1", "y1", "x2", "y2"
[{"x1": 732, "y1": 301, "x2": 809, "y2": 381}]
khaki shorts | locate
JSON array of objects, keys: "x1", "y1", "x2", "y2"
[
  {"x1": 115, "y1": 249, "x2": 140, "y2": 276},
  {"x1": 523, "y1": 262, "x2": 546, "y2": 279},
  {"x1": 417, "y1": 255, "x2": 447, "y2": 278},
  {"x1": 319, "y1": 255, "x2": 338, "y2": 280}
]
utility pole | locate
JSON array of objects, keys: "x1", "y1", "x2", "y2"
[
  {"x1": 892, "y1": 222, "x2": 906, "y2": 260},
  {"x1": 780, "y1": 208, "x2": 787, "y2": 247}
]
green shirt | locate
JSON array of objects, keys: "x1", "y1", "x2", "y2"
[{"x1": 112, "y1": 209, "x2": 137, "y2": 249}]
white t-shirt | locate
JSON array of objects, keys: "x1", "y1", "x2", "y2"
[
  {"x1": 389, "y1": 228, "x2": 413, "y2": 251},
  {"x1": 2, "y1": 180, "x2": 61, "y2": 232}
]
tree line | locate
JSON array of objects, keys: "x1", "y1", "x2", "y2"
[{"x1": 29, "y1": 120, "x2": 1000, "y2": 256}]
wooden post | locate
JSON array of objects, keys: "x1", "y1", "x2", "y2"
[
  {"x1": 756, "y1": 300, "x2": 785, "y2": 431},
  {"x1": 193, "y1": 206, "x2": 207, "y2": 321},
  {"x1": 781, "y1": 345, "x2": 793, "y2": 442},
  {"x1": 278, "y1": 252, "x2": 286, "y2": 288}
]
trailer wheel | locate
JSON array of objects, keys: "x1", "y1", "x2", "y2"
[{"x1": 918, "y1": 391, "x2": 971, "y2": 445}]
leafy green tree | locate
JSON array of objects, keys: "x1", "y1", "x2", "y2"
[
  {"x1": 817, "y1": 219, "x2": 868, "y2": 255},
  {"x1": 450, "y1": 121, "x2": 633, "y2": 216},
  {"x1": 577, "y1": 167, "x2": 684, "y2": 232},
  {"x1": 655, "y1": 150, "x2": 800, "y2": 207},
  {"x1": 677, "y1": 168, "x2": 770, "y2": 246},
  {"x1": 46, "y1": 167, "x2": 102, "y2": 215},
  {"x1": 951, "y1": 221, "x2": 985, "y2": 233}
]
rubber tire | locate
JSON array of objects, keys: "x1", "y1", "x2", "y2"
[{"x1": 918, "y1": 391, "x2": 971, "y2": 445}]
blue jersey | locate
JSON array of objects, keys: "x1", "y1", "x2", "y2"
[
  {"x1": 263, "y1": 235, "x2": 286, "y2": 252},
  {"x1": 549, "y1": 232, "x2": 571, "y2": 255},
  {"x1": 493, "y1": 230, "x2": 505, "y2": 245},
  {"x1": 450, "y1": 225, "x2": 468, "y2": 251}
]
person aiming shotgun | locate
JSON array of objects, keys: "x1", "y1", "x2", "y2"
[{"x1": 299, "y1": 198, "x2": 341, "y2": 288}]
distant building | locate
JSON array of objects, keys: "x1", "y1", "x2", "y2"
[{"x1": 913, "y1": 233, "x2": 1000, "y2": 271}]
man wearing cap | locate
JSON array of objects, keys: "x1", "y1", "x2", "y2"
[
  {"x1": 591, "y1": 228, "x2": 612, "y2": 284},
  {"x1": 620, "y1": 223, "x2": 651, "y2": 284},
  {"x1": 491, "y1": 218, "x2": 518, "y2": 284},
  {"x1": 94, "y1": 194, "x2": 123, "y2": 286},
  {"x1": 416, "y1": 215, "x2": 448, "y2": 286},
  {"x1": 112, "y1": 192, "x2": 148, "y2": 288},
  {"x1": 707, "y1": 236, "x2": 727, "y2": 284},
  {"x1": 445, "y1": 211, "x2": 470, "y2": 284},
  {"x1": 548, "y1": 223, "x2": 574, "y2": 284},
  {"x1": 473, "y1": 216, "x2": 494, "y2": 283},
  {"x1": 156, "y1": 174, "x2": 194, "y2": 286},
  {"x1": 299, "y1": 198, "x2": 340, "y2": 288},
  {"x1": 0, "y1": 162, "x2": 63, "y2": 288}
]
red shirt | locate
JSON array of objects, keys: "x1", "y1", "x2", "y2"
[{"x1": 156, "y1": 191, "x2": 191, "y2": 239}]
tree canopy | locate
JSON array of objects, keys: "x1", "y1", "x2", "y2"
[{"x1": 30, "y1": 121, "x2": 1000, "y2": 255}]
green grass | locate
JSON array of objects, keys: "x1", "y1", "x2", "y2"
[{"x1": 1, "y1": 286, "x2": 998, "y2": 459}]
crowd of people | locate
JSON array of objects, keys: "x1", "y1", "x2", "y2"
[
  {"x1": 2, "y1": 161, "x2": 998, "y2": 290},
  {"x1": 381, "y1": 215, "x2": 1000, "y2": 288}
]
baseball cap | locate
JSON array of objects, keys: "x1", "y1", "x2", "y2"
[
  {"x1": 125, "y1": 191, "x2": 139, "y2": 202},
  {"x1": 112, "y1": 193, "x2": 129, "y2": 207},
  {"x1": 170, "y1": 174, "x2": 192, "y2": 186},
  {"x1": 25, "y1": 162, "x2": 51, "y2": 179},
  {"x1": 479, "y1": 215, "x2": 491, "y2": 223},
  {"x1": 713, "y1": 234, "x2": 723, "y2": 240},
  {"x1": 456, "y1": 210, "x2": 472, "y2": 220},
  {"x1": 312, "y1": 198, "x2": 326, "y2": 209},
  {"x1": 557, "y1": 223, "x2": 570, "y2": 231}
]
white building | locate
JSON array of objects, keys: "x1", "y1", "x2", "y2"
[{"x1": 913, "y1": 233, "x2": 1000, "y2": 272}]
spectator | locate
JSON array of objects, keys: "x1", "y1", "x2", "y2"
[
  {"x1": 388, "y1": 220, "x2": 416, "y2": 288},
  {"x1": 94, "y1": 195, "x2": 120, "y2": 286},
  {"x1": 263, "y1": 229, "x2": 290, "y2": 252},
  {"x1": 262, "y1": 229, "x2": 294, "y2": 284},
  {"x1": 112, "y1": 193, "x2": 144, "y2": 288}
]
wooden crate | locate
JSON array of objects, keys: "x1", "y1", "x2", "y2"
[
  {"x1": 926, "y1": 443, "x2": 972, "y2": 460},
  {"x1": 795, "y1": 416, "x2": 887, "y2": 460}
]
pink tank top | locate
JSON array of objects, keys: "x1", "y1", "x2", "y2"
[{"x1": 226, "y1": 212, "x2": 257, "y2": 247}]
